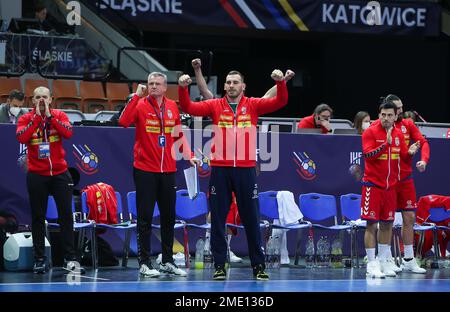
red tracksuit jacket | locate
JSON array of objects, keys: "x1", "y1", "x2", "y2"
[
  {"x1": 297, "y1": 114, "x2": 329, "y2": 134},
  {"x1": 416, "y1": 195, "x2": 450, "y2": 223},
  {"x1": 16, "y1": 109, "x2": 72, "y2": 176},
  {"x1": 395, "y1": 119, "x2": 430, "y2": 180},
  {"x1": 119, "y1": 94, "x2": 191, "y2": 173},
  {"x1": 84, "y1": 182, "x2": 118, "y2": 224},
  {"x1": 178, "y1": 81, "x2": 288, "y2": 167},
  {"x1": 362, "y1": 121, "x2": 411, "y2": 190}
]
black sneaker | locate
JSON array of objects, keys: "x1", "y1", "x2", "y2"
[
  {"x1": 213, "y1": 265, "x2": 227, "y2": 280},
  {"x1": 33, "y1": 259, "x2": 47, "y2": 274},
  {"x1": 63, "y1": 259, "x2": 86, "y2": 275},
  {"x1": 253, "y1": 264, "x2": 269, "y2": 281}
]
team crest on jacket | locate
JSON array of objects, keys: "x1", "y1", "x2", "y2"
[
  {"x1": 401, "y1": 125, "x2": 407, "y2": 133},
  {"x1": 241, "y1": 107, "x2": 246, "y2": 114},
  {"x1": 167, "y1": 109, "x2": 173, "y2": 119},
  {"x1": 395, "y1": 137, "x2": 400, "y2": 146}
]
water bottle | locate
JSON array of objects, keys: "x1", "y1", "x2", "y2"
[
  {"x1": 323, "y1": 236, "x2": 331, "y2": 268},
  {"x1": 305, "y1": 235, "x2": 315, "y2": 268},
  {"x1": 265, "y1": 236, "x2": 274, "y2": 269},
  {"x1": 331, "y1": 237, "x2": 344, "y2": 268},
  {"x1": 272, "y1": 235, "x2": 281, "y2": 269},
  {"x1": 203, "y1": 235, "x2": 213, "y2": 269},
  {"x1": 316, "y1": 236, "x2": 324, "y2": 267},
  {"x1": 194, "y1": 237, "x2": 204, "y2": 269}
]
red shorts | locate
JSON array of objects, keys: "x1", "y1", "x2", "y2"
[
  {"x1": 361, "y1": 186, "x2": 396, "y2": 222},
  {"x1": 396, "y1": 178, "x2": 417, "y2": 212}
]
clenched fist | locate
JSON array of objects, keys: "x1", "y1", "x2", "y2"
[
  {"x1": 271, "y1": 69, "x2": 284, "y2": 81},
  {"x1": 284, "y1": 70, "x2": 295, "y2": 82},
  {"x1": 136, "y1": 84, "x2": 147, "y2": 97},
  {"x1": 191, "y1": 58, "x2": 202, "y2": 70},
  {"x1": 178, "y1": 74, "x2": 193, "y2": 87}
]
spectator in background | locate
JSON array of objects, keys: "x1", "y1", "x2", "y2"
[
  {"x1": 0, "y1": 90, "x2": 26, "y2": 124},
  {"x1": 34, "y1": 1, "x2": 73, "y2": 34},
  {"x1": 404, "y1": 111, "x2": 416, "y2": 123},
  {"x1": 353, "y1": 111, "x2": 371, "y2": 135},
  {"x1": 298, "y1": 103, "x2": 333, "y2": 134}
]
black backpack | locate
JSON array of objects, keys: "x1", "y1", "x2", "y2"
[
  {"x1": 0, "y1": 211, "x2": 19, "y2": 271},
  {"x1": 81, "y1": 235, "x2": 119, "y2": 267}
]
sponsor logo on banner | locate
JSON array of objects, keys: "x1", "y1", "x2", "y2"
[
  {"x1": 197, "y1": 152, "x2": 211, "y2": 178},
  {"x1": 350, "y1": 152, "x2": 362, "y2": 165},
  {"x1": 17, "y1": 143, "x2": 28, "y2": 172},
  {"x1": 292, "y1": 151, "x2": 317, "y2": 180},
  {"x1": 73, "y1": 144, "x2": 99, "y2": 175}
]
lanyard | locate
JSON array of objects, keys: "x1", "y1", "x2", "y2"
[
  {"x1": 37, "y1": 118, "x2": 50, "y2": 141},
  {"x1": 147, "y1": 96, "x2": 165, "y2": 134}
]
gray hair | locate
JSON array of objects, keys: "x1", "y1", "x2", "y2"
[{"x1": 148, "y1": 72, "x2": 167, "y2": 84}]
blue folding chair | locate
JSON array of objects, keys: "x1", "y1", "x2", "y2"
[
  {"x1": 415, "y1": 207, "x2": 450, "y2": 263},
  {"x1": 82, "y1": 191, "x2": 136, "y2": 267},
  {"x1": 259, "y1": 191, "x2": 312, "y2": 265},
  {"x1": 175, "y1": 190, "x2": 210, "y2": 267},
  {"x1": 127, "y1": 191, "x2": 186, "y2": 265},
  {"x1": 46, "y1": 195, "x2": 97, "y2": 269},
  {"x1": 340, "y1": 193, "x2": 366, "y2": 268},
  {"x1": 299, "y1": 193, "x2": 352, "y2": 231},
  {"x1": 299, "y1": 193, "x2": 353, "y2": 266}
]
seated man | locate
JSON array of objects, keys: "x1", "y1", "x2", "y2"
[
  {"x1": 0, "y1": 90, "x2": 26, "y2": 124},
  {"x1": 298, "y1": 103, "x2": 333, "y2": 134}
]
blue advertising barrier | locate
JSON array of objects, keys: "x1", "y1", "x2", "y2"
[{"x1": 1, "y1": 124, "x2": 448, "y2": 257}]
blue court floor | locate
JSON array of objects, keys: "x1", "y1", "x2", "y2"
[{"x1": 1, "y1": 258, "x2": 449, "y2": 292}]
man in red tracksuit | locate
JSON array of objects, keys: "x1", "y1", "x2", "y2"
[
  {"x1": 379, "y1": 94, "x2": 430, "y2": 274},
  {"x1": 16, "y1": 86, "x2": 84, "y2": 274},
  {"x1": 178, "y1": 69, "x2": 288, "y2": 280},
  {"x1": 297, "y1": 103, "x2": 333, "y2": 134},
  {"x1": 361, "y1": 101, "x2": 419, "y2": 278},
  {"x1": 120, "y1": 72, "x2": 197, "y2": 278}
]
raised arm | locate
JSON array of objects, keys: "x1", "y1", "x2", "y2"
[
  {"x1": 16, "y1": 113, "x2": 42, "y2": 144},
  {"x1": 192, "y1": 58, "x2": 214, "y2": 100},
  {"x1": 262, "y1": 69, "x2": 295, "y2": 99},
  {"x1": 119, "y1": 84, "x2": 145, "y2": 128},
  {"x1": 178, "y1": 74, "x2": 213, "y2": 117},
  {"x1": 50, "y1": 111, "x2": 72, "y2": 139},
  {"x1": 362, "y1": 128, "x2": 387, "y2": 159},
  {"x1": 254, "y1": 69, "x2": 288, "y2": 116}
]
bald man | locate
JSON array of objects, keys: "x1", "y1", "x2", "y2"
[{"x1": 16, "y1": 87, "x2": 84, "y2": 274}]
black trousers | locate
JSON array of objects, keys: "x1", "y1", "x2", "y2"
[
  {"x1": 133, "y1": 168, "x2": 176, "y2": 266},
  {"x1": 26, "y1": 170, "x2": 76, "y2": 261},
  {"x1": 209, "y1": 167, "x2": 265, "y2": 268}
]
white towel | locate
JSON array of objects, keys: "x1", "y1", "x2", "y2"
[
  {"x1": 271, "y1": 191, "x2": 303, "y2": 265},
  {"x1": 276, "y1": 191, "x2": 303, "y2": 225}
]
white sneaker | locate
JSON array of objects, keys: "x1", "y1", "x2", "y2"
[
  {"x1": 366, "y1": 260, "x2": 386, "y2": 278},
  {"x1": 385, "y1": 258, "x2": 402, "y2": 273},
  {"x1": 156, "y1": 253, "x2": 162, "y2": 265},
  {"x1": 160, "y1": 262, "x2": 187, "y2": 277},
  {"x1": 379, "y1": 260, "x2": 397, "y2": 277},
  {"x1": 401, "y1": 258, "x2": 426, "y2": 274},
  {"x1": 139, "y1": 264, "x2": 160, "y2": 277},
  {"x1": 229, "y1": 250, "x2": 243, "y2": 263}
]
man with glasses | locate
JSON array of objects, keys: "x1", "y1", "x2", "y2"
[{"x1": 297, "y1": 103, "x2": 333, "y2": 134}]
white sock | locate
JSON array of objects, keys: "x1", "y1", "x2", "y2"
[
  {"x1": 378, "y1": 244, "x2": 390, "y2": 261},
  {"x1": 404, "y1": 245, "x2": 414, "y2": 259},
  {"x1": 387, "y1": 245, "x2": 393, "y2": 259},
  {"x1": 366, "y1": 248, "x2": 376, "y2": 262}
]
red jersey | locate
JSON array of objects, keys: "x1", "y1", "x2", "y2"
[
  {"x1": 119, "y1": 94, "x2": 191, "y2": 173},
  {"x1": 416, "y1": 195, "x2": 450, "y2": 223},
  {"x1": 83, "y1": 182, "x2": 118, "y2": 225},
  {"x1": 178, "y1": 81, "x2": 288, "y2": 167},
  {"x1": 372, "y1": 119, "x2": 430, "y2": 180},
  {"x1": 297, "y1": 114, "x2": 329, "y2": 134},
  {"x1": 395, "y1": 119, "x2": 430, "y2": 180},
  {"x1": 362, "y1": 121, "x2": 411, "y2": 190},
  {"x1": 16, "y1": 109, "x2": 72, "y2": 176}
]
